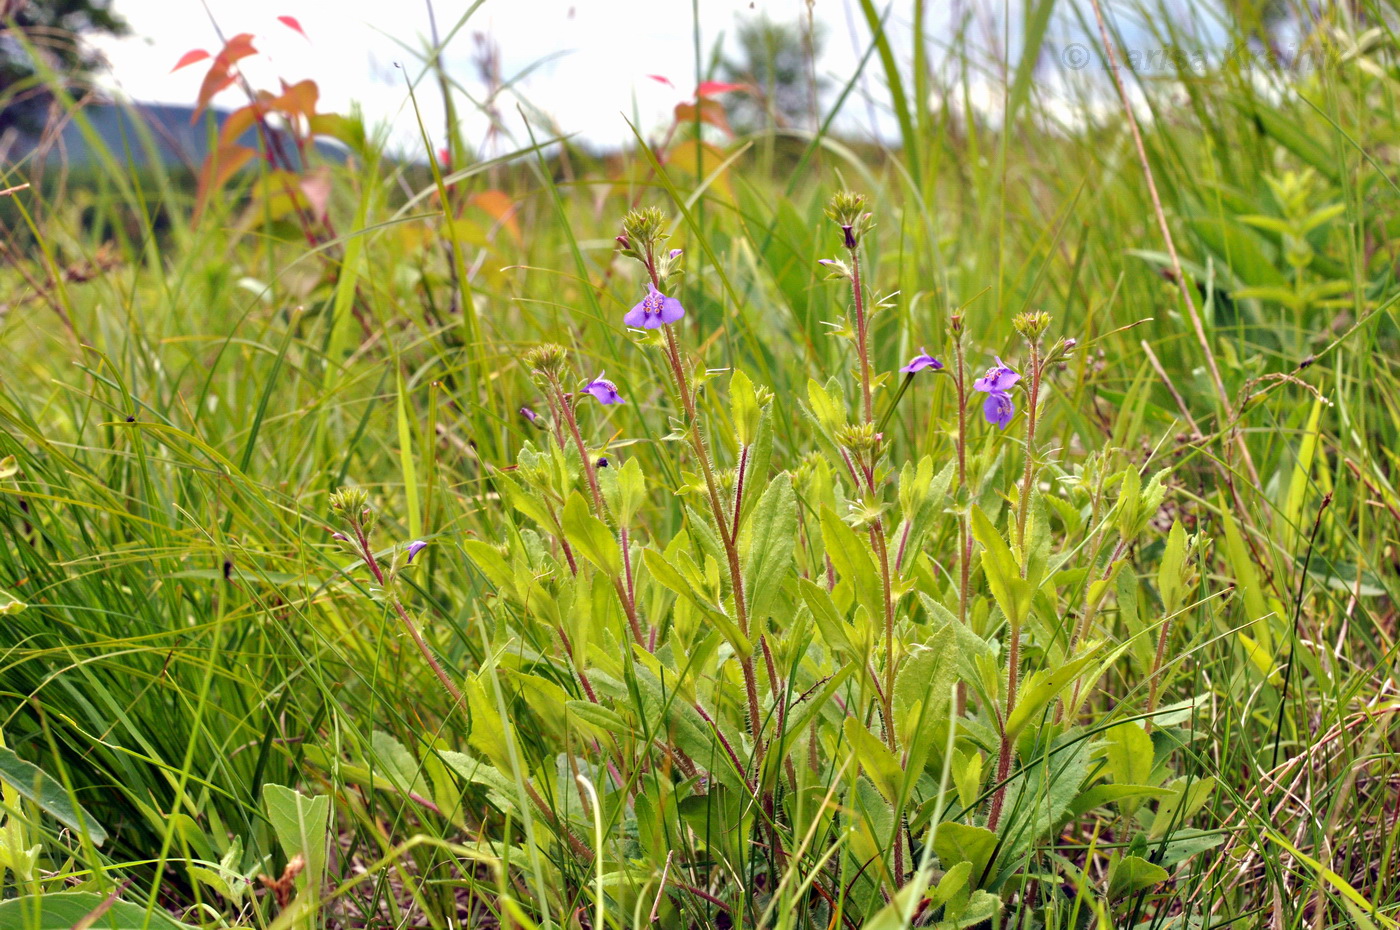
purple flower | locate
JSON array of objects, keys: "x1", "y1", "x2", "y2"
[
  {"x1": 900, "y1": 348, "x2": 943, "y2": 374},
  {"x1": 623, "y1": 283, "x2": 685, "y2": 329},
  {"x1": 596, "y1": 457, "x2": 609, "y2": 468},
  {"x1": 982, "y1": 392, "x2": 1015, "y2": 429},
  {"x1": 406, "y1": 540, "x2": 428, "y2": 562},
  {"x1": 973, "y1": 357, "x2": 1020, "y2": 429},
  {"x1": 973, "y1": 358, "x2": 1021, "y2": 394},
  {"x1": 581, "y1": 376, "x2": 624, "y2": 405},
  {"x1": 519, "y1": 406, "x2": 539, "y2": 423}
]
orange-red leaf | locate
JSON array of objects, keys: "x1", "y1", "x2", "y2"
[
  {"x1": 194, "y1": 64, "x2": 238, "y2": 121},
  {"x1": 468, "y1": 189, "x2": 521, "y2": 243},
  {"x1": 217, "y1": 102, "x2": 268, "y2": 150},
  {"x1": 674, "y1": 98, "x2": 733, "y2": 136},
  {"x1": 172, "y1": 49, "x2": 210, "y2": 72},
  {"x1": 195, "y1": 144, "x2": 258, "y2": 218},
  {"x1": 696, "y1": 81, "x2": 746, "y2": 98},
  {"x1": 273, "y1": 79, "x2": 318, "y2": 120},
  {"x1": 219, "y1": 33, "x2": 258, "y2": 65},
  {"x1": 277, "y1": 15, "x2": 307, "y2": 39},
  {"x1": 192, "y1": 34, "x2": 258, "y2": 121}
]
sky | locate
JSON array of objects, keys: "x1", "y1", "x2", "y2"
[
  {"x1": 88, "y1": 1, "x2": 1235, "y2": 156},
  {"x1": 89, "y1": 0, "x2": 915, "y2": 155}
]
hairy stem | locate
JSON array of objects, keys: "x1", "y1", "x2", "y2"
[{"x1": 555, "y1": 383, "x2": 644, "y2": 645}]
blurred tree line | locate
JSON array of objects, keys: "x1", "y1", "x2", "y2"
[{"x1": 0, "y1": 0, "x2": 126, "y2": 133}]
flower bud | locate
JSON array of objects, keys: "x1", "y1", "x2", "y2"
[
  {"x1": 329, "y1": 486, "x2": 369, "y2": 517},
  {"x1": 1014, "y1": 310, "x2": 1052, "y2": 342},
  {"x1": 622, "y1": 207, "x2": 666, "y2": 251},
  {"x1": 523, "y1": 343, "x2": 572, "y2": 382}
]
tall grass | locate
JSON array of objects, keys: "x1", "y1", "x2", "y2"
[{"x1": 0, "y1": 1, "x2": 1398, "y2": 928}]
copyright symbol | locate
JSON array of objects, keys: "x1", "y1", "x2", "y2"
[{"x1": 1062, "y1": 43, "x2": 1090, "y2": 70}]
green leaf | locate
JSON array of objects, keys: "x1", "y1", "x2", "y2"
[
  {"x1": 894, "y1": 626, "x2": 957, "y2": 754},
  {"x1": 0, "y1": 746, "x2": 107, "y2": 846},
  {"x1": 1107, "y1": 854, "x2": 1169, "y2": 901},
  {"x1": 932, "y1": 822, "x2": 998, "y2": 888},
  {"x1": 0, "y1": 587, "x2": 25, "y2": 615},
  {"x1": 1157, "y1": 520, "x2": 1189, "y2": 616},
  {"x1": 1004, "y1": 646, "x2": 1102, "y2": 740},
  {"x1": 562, "y1": 492, "x2": 621, "y2": 576},
  {"x1": 1149, "y1": 776, "x2": 1216, "y2": 840},
  {"x1": 395, "y1": 368, "x2": 422, "y2": 539},
  {"x1": 642, "y1": 549, "x2": 750, "y2": 655},
  {"x1": 820, "y1": 505, "x2": 883, "y2": 623},
  {"x1": 1104, "y1": 722, "x2": 1156, "y2": 799},
  {"x1": 1067, "y1": 784, "x2": 1170, "y2": 819},
  {"x1": 731, "y1": 369, "x2": 762, "y2": 447},
  {"x1": 938, "y1": 890, "x2": 1002, "y2": 928},
  {"x1": 799, "y1": 578, "x2": 858, "y2": 659},
  {"x1": 565, "y1": 700, "x2": 631, "y2": 737},
  {"x1": 462, "y1": 540, "x2": 515, "y2": 594},
  {"x1": 599, "y1": 457, "x2": 646, "y2": 526},
  {"x1": 842, "y1": 717, "x2": 902, "y2": 803},
  {"x1": 262, "y1": 783, "x2": 331, "y2": 898},
  {"x1": 742, "y1": 474, "x2": 796, "y2": 624},
  {"x1": 970, "y1": 506, "x2": 1034, "y2": 625},
  {"x1": 0, "y1": 893, "x2": 198, "y2": 930},
  {"x1": 369, "y1": 730, "x2": 428, "y2": 797},
  {"x1": 929, "y1": 860, "x2": 972, "y2": 909},
  {"x1": 494, "y1": 468, "x2": 561, "y2": 532},
  {"x1": 806, "y1": 377, "x2": 847, "y2": 432}
]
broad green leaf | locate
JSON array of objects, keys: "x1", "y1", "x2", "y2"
[
  {"x1": 730, "y1": 369, "x2": 761, "y2": 446},
  {"x1": 437, "y1": 750, "x2": 518, "y2": 813},
  {"x1": 799, "y1": 578, "x2": 858, "y2": 659},
  {"x1": 894, "y1": 626, "x2": 957, "y2": 753},
  {"x1": 1107, "y1": 854, "x2": 1169, "y2": 901},
  {"x1": 970, "y1": 506, "x2": 1034, "y2": 625},
  {"x1": 598, "y1": 456, "x2": 646, "y2": 526},
  {"x1": 1218, "y1": 497, "x2": 1279, "y2": 662},
  {"x1": 820, "y1": 505, "x2": 883, "y2": 623},
  {"x1": 932, "y1": 822, "x2": 998, "y2": 888},
  {"x1": 1005, "y1": 646, "x2": 1102, "y2": 740},
  {"x1": 263, "y1": 783, "x2": 331, "y2": 898},
  {"x1": 462, "y1": 540, "x2": 515, "y2": 594},
  {"x1": 369, "y1": 730, "x2": 428, "y2": 797},
  {"x1": 939, "y1": 890, "x2": 1002, "y2": 928},
  {"x1": 495, "y1": 468, "x2": 560, "y2": 532},
  {"x1": 1281, "y1": 396, "x2": 1323, "y2": 552},
  {"x1": 0, "y1": 893, "x2": 197, "y2": 930},
  {"x1": 1149, "y1": 776, "x2": 1216, "y2": 840},
  {"x1": 0, "y1": 746, "x2": 107, "y2": 846},
  {"x1": 642, "y1": 549, "x2": 751, "y2": 655},
  {"x1": 742, "y1": 474, "x2": 796, "y2": 623},
  {"x1": 929, "y1": 860, "x2": 972, "y2": 909},
  {"x1": 466, "y1": 677, "x2": 513, "y2": 771},
  {"x1": 1104, "y1": 722, "x2": 1156, "y2": 795},
  {"x1": 562, "y1": 492, "x2": 621, "y2": 576},
  {"x1": 565, "y1": 700, "x2": 631, "y2": 737},
  {"x1": 806, "y1": 378, "x2": 846, "y2": 432},
  {"x1": 842, "y1": 717, "x2": 902, "y2": 802},
  {"x1": 1157, "y1": 520, "x2": 1189, "y2": 616},
  {"x1": 1067, "y1": 784, "x2": 1170, "y2": 819}
]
